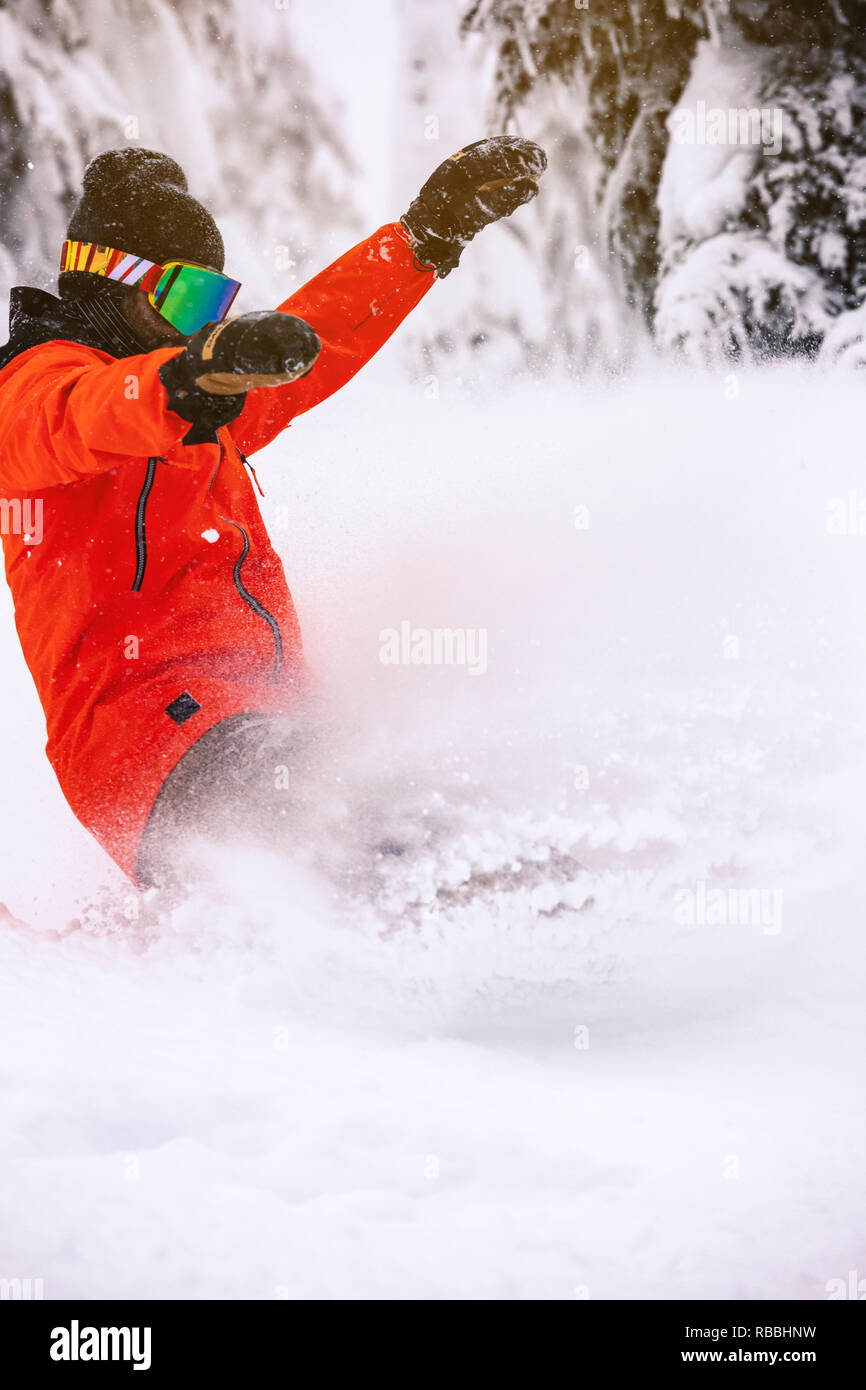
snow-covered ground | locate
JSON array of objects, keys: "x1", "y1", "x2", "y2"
[{"x1": 1, "y1": 365, "x2": 865, "y2": 1299}]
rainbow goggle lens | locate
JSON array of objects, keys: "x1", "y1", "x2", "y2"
[{"x1": 60, "y1": 239, "x2": 241, "y2": 336}]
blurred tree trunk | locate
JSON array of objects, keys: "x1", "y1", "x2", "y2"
[{"x1": 393, "y1": 0, "x2": 635, "y2": 383}]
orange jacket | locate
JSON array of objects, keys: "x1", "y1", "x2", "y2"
[{"x1": 0, "y1": 223, "x2": 434, "y2": 880}]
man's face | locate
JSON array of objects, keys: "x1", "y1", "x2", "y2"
[{"x1": 120, "y1": 288, "x2": 189, "y2": 349}]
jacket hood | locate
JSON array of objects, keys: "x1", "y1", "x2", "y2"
[{"x1": 0, "y1": 285, "x2": 147, "y2": 371}]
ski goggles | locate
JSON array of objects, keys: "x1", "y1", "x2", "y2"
[{"x1": 60, "y1": 239, "x2": 241, "y2": 336}]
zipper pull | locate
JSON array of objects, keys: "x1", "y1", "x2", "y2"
[{"x1": 238, "y1": 448, "x2": 265, "y2": 499}]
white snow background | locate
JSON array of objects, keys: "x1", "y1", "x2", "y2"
[{"x1": 0, "y1": 361, "x2": 864, "y2": 1299}]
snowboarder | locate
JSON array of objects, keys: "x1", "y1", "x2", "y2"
[{"x1": 0, "y1": 141, "x2": 546, "y2": 887}]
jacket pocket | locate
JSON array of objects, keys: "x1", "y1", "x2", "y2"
[{"x1": 220, "y1": 516, "x2": 284, "y2": 676}]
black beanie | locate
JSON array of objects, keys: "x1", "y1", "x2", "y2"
[{"x1": 64, "y1": 148, "x2": 225, "y2": 272}]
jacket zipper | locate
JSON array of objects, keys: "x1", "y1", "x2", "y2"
[
  {"x1": 131, "y1": 456, "x2": 162, "y2": 592},
  {"x1": 221, "y1": 516, "x2": 284, "y2": 676}
]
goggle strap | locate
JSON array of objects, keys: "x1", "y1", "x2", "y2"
[{"x1": 60, "y1": 239, "x2": 163, "y2": 294}]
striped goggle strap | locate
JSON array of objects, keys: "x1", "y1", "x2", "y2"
[{"x1": 59, "y1": 239, "x2": 163, "y2": 295}]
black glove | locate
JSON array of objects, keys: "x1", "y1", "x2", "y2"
[
  {"x1": 401, "y1": 136, "x2": 547, "y2": 278},
  {"x1": 159, "y1": 311, "x2": 322, "y2": 446}
]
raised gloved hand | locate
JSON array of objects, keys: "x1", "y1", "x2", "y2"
[
  {"x1": 401, "y1": 136, "x2": 547, "y2": 278},
  {"x1": 159, "y1": 311, "x2": 322, "y2": 445}
]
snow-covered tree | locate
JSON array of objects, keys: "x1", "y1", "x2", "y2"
[
  {"x1": 464, "y1": 0, "x2": 866, "y2": 365},
  {"x1": 0, "y1": 0, "x2": 361, "y2": 318}
]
